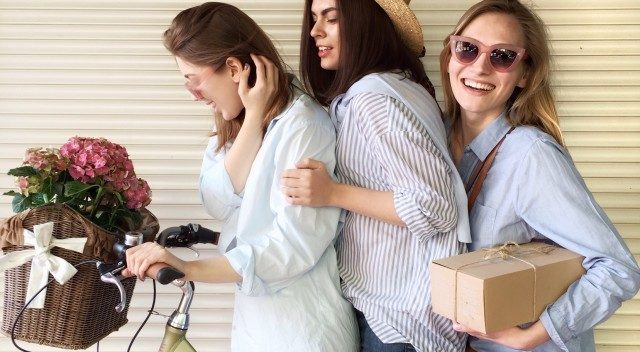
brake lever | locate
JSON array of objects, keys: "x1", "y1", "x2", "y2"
[
  {"x1": 98, "y1": 270, "x2": 127, "y2": 312},
  {"x1": 97, "y1": 232, "x2": 144, "y2": 312}
]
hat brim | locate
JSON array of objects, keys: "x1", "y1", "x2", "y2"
[{"x1": 374, "y1": 0, "x2": 424, "y2": 56}]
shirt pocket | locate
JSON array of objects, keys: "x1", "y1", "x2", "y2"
[{"x1": 470, "y1": 203, "x2": 497, "y2": 247}]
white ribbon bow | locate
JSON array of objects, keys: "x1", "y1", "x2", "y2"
[{"x1": 0, "y1": 222, "x2": 87, "y2": 308}]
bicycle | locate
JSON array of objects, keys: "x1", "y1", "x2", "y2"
[
  {"x1": 100, "y1": 223, "x2": 220, "y2": 352},
  {"x1": 9, "y1": 223, "x2": 219, "y2": 352}
]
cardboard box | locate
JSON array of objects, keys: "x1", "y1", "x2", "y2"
[{"x1": 430, "y1": 242, "x2": 585, "y2": 333}]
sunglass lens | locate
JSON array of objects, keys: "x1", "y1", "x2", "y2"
[
  {"x1": 454, "y1": 41, "x2": 479, "y2": 63},
  {"x1": 490, "y1": 48, "x2": 518, "y2": 71}
]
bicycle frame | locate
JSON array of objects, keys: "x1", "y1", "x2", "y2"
[{"x1": 158, "y1": 279, "x2": 196, "y2": 352}]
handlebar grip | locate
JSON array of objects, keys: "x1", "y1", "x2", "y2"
[
  {"x1": 156, "y1": 224, "x2": 220, "y2": 247},
  {"x1": 147, "y1": 263, "x2": 185, "y2": 285},
  {"x1": 195, "y1": 226, "x2": 219, "y2": 245}
]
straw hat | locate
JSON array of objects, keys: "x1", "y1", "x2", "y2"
[{"x1": 374, "y1": 0, "x2": 425, "y2": 56}]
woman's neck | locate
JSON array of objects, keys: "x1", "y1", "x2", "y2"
[
  {"x1": 451, "y1": 110, "x2": 503, "y2": 166},
  {"x1": 459, "y1": 110, "x2": 503, "y2": 145}
]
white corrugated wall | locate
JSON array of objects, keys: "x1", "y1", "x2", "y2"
[{"x1": 0, "y1": 0, "x2": 637, "y2": 351}]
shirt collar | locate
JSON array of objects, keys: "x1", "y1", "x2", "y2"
[
  {"x1": 468, "y1": 111, "x2": 512, "y2": 161},
  {"x1": 266, "y1": 75, "x2": 305, "y2": 132}
]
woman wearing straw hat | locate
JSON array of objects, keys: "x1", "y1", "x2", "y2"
[{"x1": 281, "y1": 0, "x2": 471, "y2": 351}]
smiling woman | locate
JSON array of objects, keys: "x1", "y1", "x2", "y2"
[
  {"x1": 0, "y1": 1, "x2": 638, "y2": 352},
  {"x1": 439, "y1": 1, "x2": 640, "y2": 351}
]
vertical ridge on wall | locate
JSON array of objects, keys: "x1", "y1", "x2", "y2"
[{"x1": 0, "y1": 1, "x2": 638, "y2": 351}]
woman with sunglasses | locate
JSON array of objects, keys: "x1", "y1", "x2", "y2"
[
  {"x1": 123, "y1": 2, "x2": 358, "y2": 351},
  {"x1": 440, "y1": 1, "x2": 640, "y2": 351},
  {"x1": 281, "y1": 0, "x2": 471, "y2": 351}
]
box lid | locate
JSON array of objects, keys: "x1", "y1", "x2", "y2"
[{"x1": 432, "y1": 242, "x2": 583, "y2": 280}]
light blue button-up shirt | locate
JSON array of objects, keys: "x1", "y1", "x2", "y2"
[
  {"x1": 459, "y1": 113, "x2": 640, "y2": 352},
  {"x1": 198, "y1": 82, "x2": 358, "y2": 352}
]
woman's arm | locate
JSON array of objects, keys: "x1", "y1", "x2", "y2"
[
  {"x1": 514, "y1": 139, "x2": 640, "y2": 350},
  {"x1": 199, "y1": 137, "x2": 242, "y2": 221},
  {"x1": 122, "y1": 242, "x2": 241, "y2": 283},
  {"x1": 223, "y1": 54, "x2": 278, "y2": 193},
  {"x1": 281, "y1": 95, "x2": 458, "y2": 240},
  {"x1": 224, "y1": 114, "x2": 342, "y2": 297},
  {"x1": 457, "y1": 138, "x2": 640, "y2": 351},
  {"x1": 281, "y1": 158, "x2": 404, "y2": 226},
  {"x1": 453, "y1": 320, "x2": 550, "y2": 350}
]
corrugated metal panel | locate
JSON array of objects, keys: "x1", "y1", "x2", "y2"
[{"x1": 0, "y1": 0, "x2": 637, "y2": 351}]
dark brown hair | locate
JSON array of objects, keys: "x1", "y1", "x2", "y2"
[
  {"x1": 439, "y1": 0, "x2": 564, "y2": 146},
  {"x1": 163, "y1": 2, "x2": 292, "y2": 151},
  {"x1": 300, "y1": 0, "x2": 435, "y2": 105}
]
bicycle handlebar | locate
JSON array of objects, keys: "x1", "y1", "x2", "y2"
[
  {"x1": 146, "y1": 263, "x2": 186, "y2": 285},
  {"x1": 156, "y1": 224, "x2": 219, "y2": 248}
]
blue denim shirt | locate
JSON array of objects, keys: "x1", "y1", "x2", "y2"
[{"x1": 458, "y1": 113, "x2": 640, "y2": 352}]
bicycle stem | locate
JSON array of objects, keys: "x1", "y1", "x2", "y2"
[{"x1": 167, "y1": 280, "x2": 195, "y2": 330}]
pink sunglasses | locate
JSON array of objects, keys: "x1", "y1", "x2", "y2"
[{"x1": 449, "y1": 35, "x2": 526, "y2": 72}]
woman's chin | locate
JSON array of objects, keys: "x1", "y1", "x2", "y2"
[{"x1": 220, "y1": 111, "x2": 237, "y2": 121}]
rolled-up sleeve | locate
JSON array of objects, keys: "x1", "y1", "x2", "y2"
[
  {"x1": 199, "y1": 137, "x2": 242, "y2": 222},
  {"x1": 514, "y1": 139, "x2": 640, "y2": 351},
  {"x1": 224, "y1": 116, "x2": 341, "y2": 296},
  {"x1": 362, "y1": 95, "x2": 458, "y2": 242}
]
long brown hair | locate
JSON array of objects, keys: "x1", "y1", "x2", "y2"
[
  {"x1": 440, "y1": 0, "x2": 564, "y2": 146},
  {"x1": 163, "y1": 2, "x2": 292, "y2": 151},
  {"x1": 300, "y1": 0, "x2": 436, "y2": 105}
]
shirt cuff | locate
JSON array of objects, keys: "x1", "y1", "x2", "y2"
[
  {"x1": 224, "y1": 244, "x2": 265, "y2": 297},
  {"x1": 539, "y1": 306, "x2": 571, "y2": 352},
  {"x1": 394, "y1": 191, "x2": 436, "y2": 241}
]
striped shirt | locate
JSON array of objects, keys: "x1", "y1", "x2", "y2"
[{"x1": 331, "y1": 73, "x2": 467, "y2": 352}]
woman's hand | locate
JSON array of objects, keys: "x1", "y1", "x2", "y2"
[
  {"x1": 281, "y1": 158, "x2": 337, "y2": 207},
  {"x1": 453, "y1": 320, "x2": 550, "y2": 350},
  {"x1": 122, "y1": 242, "x2": 184, "y2": 281},
  {"x1": 223, "y1": 54, "x2": 279, "y2": 193},
  {"x1": 238, "y1": 53, "x2": 279, "y2": 122}
]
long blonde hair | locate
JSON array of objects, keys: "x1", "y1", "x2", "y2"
[{"x1": 440, "y1": 0, "x2": 564, "y2": 146}]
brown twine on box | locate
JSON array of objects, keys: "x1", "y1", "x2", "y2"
[{"x1": 452, "y1": 242, "x2": 556, "y2": 324}]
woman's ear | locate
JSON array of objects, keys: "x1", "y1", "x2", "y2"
[
  {"x1": 225, "y1": 57, "x2": 243, "y2": 83},
  {"x1": 517, "y1": 68, "x2": 528, "y2": 88}
]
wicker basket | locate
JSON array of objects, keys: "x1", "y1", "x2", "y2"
[{"x1": 0, "y1": 203, "x2": 158, "y2": 350}]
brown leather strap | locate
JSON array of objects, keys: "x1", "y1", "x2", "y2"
[{"x1": 467, "y1": 127, "x2": 515, "y2": 211}]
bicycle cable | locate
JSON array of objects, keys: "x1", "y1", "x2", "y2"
[
  {"x1": 10, "y1": 260, "x2": 157, "y2": 352},
  {"x1": 127, "y1": 278, "x2": 156, "y2": 352}
]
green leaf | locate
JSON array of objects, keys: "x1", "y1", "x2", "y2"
[
  {"x1": 64, "y1": 181, "x2": 99, "y2": 198},
  {"x1": 3, "y1": 190, "x2": 19, "y2": 196},
  {"x1": 41, "y1": 177, "x2": 55, "y2": 194},
  {"x1": 31, "y1": 193, "x2": 47, "y2": 206},
  {"x1": 8, "y1": 166, "x2": 38, "y2": 177},
  {"x1": 11, "y1": 194, "x2": 32, "y2": 213}
]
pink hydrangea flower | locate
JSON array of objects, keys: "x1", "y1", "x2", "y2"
[
  {"x1": 8, "y1": 136, "x2": 152, "y2": 232},
  {"x1": 60, "y1": 137, "x2": 133, "y2": 184},
  {"x1": 122, "y1": 178, "x2": 152, "y2": 210},
  {"x1": 15, "y1": 176, "x2": 41, "y2": 196},
  {"x1": 24, "y1": 147, "x2": 67, "y2": 172},
  {"x1": 59, "y1": 137, "x2": 152, "y2": 209}
]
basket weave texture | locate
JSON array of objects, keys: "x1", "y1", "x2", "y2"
[{"x1": 0, "y1": 203, "x2": 157, "y2": 350}]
